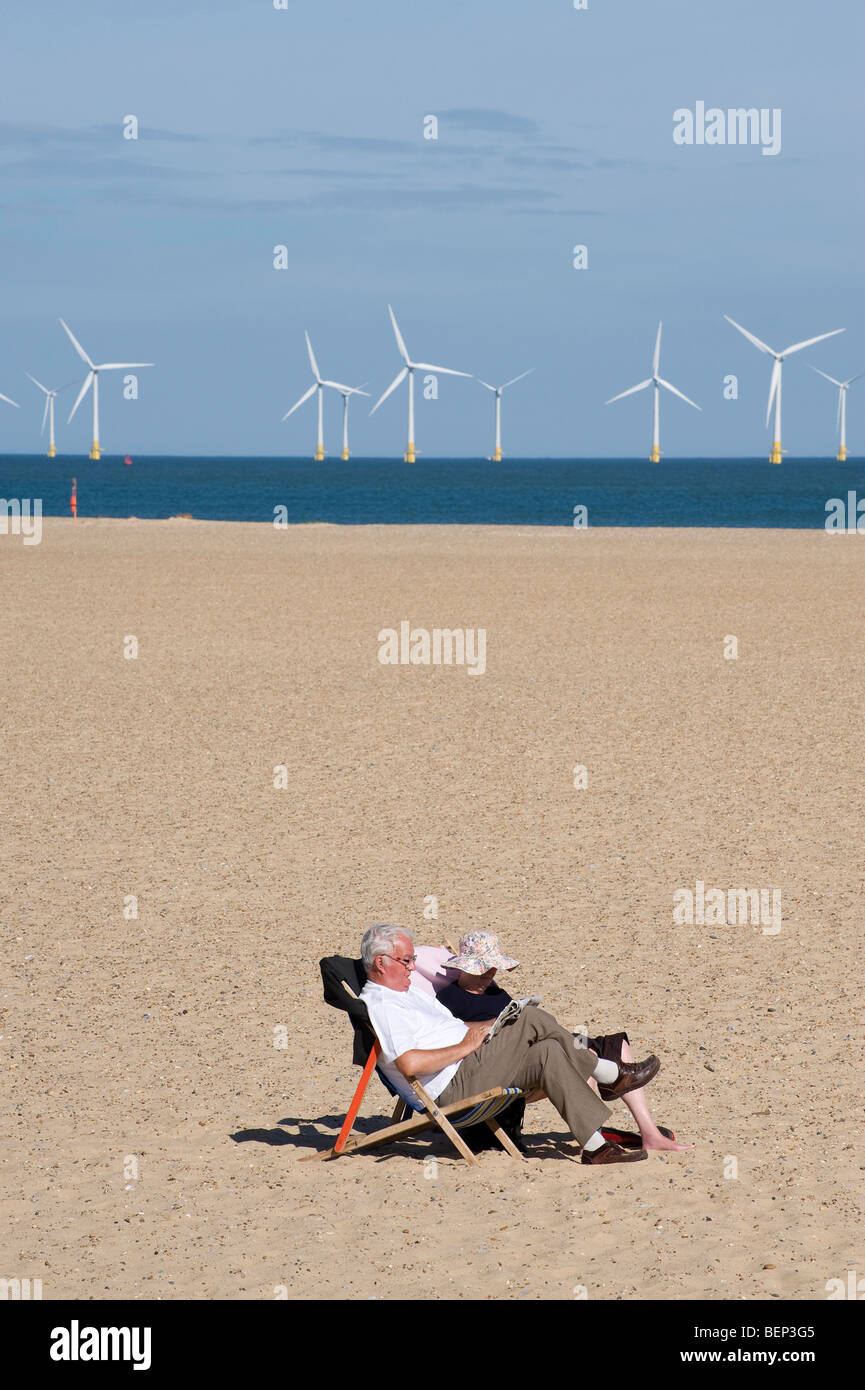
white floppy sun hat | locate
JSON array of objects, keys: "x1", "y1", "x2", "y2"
[{"x1": 445, "y1": 931, "x2": 519, "y2": 975}]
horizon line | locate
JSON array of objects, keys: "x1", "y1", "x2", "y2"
[{"x1": 1, "y1": 452, "x2": 862, "y2": 464}]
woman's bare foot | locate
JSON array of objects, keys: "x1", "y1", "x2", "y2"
[{"x1": 641, "y1": 1130, "x2": 694, "y2": 1152}]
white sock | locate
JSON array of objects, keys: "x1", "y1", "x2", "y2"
[
  {"x1": 592, "y1": 1058, "x2": 618, "y2": 1085},
  {"x1": 582, "y1": 1130, "x2": 606, "y2": 1152}
]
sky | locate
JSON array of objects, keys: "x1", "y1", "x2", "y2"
[{"x1": 1, "y1": 0, "x2": 863, "y2": 458}]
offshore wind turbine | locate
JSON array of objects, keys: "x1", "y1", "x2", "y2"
[
  {"x1": 334, "y1": 382, "x2": 369, "y2": 461},
  {"x1": 724, "y1": 316, "x2": 844, "y2": 464},
  {"x1": 477, "y1": 369, "x2": 534, "y2": 461},
  {"x1": 61, "y1": 319, "x2": 153, "y2": 459},
  {"x1": 370, "y1": 305, "x2": 471, "y2": 462},
  {"x1": 606, "y1": 322, "x2": 700, "y2": 462},
  {"x1": 25, "y1": 373, "x2": 73, "y2": 457},
  {"x1": 282, "y1": 331, "x2": 366, "y2": 461},
  {"x1": 809, "y1": 367, "x2": 864, "y2": 462}
]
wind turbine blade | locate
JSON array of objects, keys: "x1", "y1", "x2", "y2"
[
  {"x1": 60, "y1": 318, "x2": 96, "y2": 368},
  {"x1": 323, "y1": 380, "x2": 370, "y2": 397},
  {"x1": 281, "y1": 383, "x2": 316, "y2": 420},
  {"x1": 836, "y1": 392, "x2": 842, "y2": 434},
  {"x1": 501, "y1": 368, "x2": 535, "y2": 390},
  {"x1": 766, "y1": 360, "x2": 781, "y2": 428},
  {"x1": 320, "y1": 379, "x2": 362, "y2": 394},
  {"x1": 809, "y1": 366, "x2": 843, "y2": 387},
  {"x1": 370, "y1": 367, "x2": 407, "y2": 415},
  {"x1": 652, "y1": 322, "x2": 662, "y2": 377},
  {"x1": 96, "y1": 362, "x2": 153, "y2": 370},
  {"x1": 477, "y1": 380, "x2": 497, "y2": 392},
  {"x1": 387, "y1": 305, "x2": 410, "y2": 363},
  {"x1": 40, "y1": 395, "x2": 50, "y2": 433},
  {"x1": 25, "y1": 371, "x2": 49, "y2": 394},
  {"x1": 412, "y1": 363, "x2": 472, "y2": 377},
  {"x1": 304, "y1": 331, "x2": 320, "y2": 381},
  {"x1": 844, "y1": 370, "x2": 865, "y2": 387},
  {"x1": 605, "y1": 379, "x2": 652, "y2": 405},
  {"x1": 68, "y1": 372, "x2": 94, "y2": 422},
  {"x1": 781, "y1": 328, "x2": 844, "y2": 357},
  {"x1": 0, "y1": 391, "x2": 19, "y2": 407},
  {"x1": 657, "y1": 377, "x2": 701, "y2": 410},
  {"x1": 724, "y1": 315, "x2": 775, "y2": 356}
]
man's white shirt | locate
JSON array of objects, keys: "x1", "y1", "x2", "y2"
[{"x1": 360, "y1": 979, "x2": 468, "y2": 1107}]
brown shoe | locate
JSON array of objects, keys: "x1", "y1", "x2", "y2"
[
  {"x1": 598, "y1": 1054, "x2": 660, "y2": 1101},
  {"x1": 581, "y1": 1140, "x2": 648, "y2": 1165}
]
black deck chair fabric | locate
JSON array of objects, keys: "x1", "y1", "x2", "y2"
[
  {"x1": 318, "y1": 954, "x2": 527, "y2": 1152},
  {"x1": 319, "y1": 955, "x2": 376, "y2": 1066}
]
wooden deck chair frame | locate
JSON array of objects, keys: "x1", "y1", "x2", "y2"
[{"x1": 302, "y1": 980, "x2": 524, "y2": 1165}]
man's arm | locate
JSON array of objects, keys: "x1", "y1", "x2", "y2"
[{"x1": 394, "y1": 1020, "x2": 493, "y2": 1078}]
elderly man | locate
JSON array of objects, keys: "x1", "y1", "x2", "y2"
[{"x1": 359, "y1": 924, "x2": 659, "y2": 1165}]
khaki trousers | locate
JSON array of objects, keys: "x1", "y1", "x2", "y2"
[{"x1": 438, "y1": 1005, "x2": 610, "y2": 1146}]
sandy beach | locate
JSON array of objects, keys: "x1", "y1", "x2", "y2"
[{"x1": 2, "y1": 518, "x2": 862, "y2": 1301}]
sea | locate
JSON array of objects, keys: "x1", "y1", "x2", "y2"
[{"x1": 1, "y1": 455, "x2": 862, "y2": 528}]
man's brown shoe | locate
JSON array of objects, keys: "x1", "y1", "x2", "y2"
[
  {"x1": 598, "y1": 1054, "x2": 660, "y2": 1101},
  {"x1": 581, "y1": 1141, "x2": 648, "y2": 1165}
]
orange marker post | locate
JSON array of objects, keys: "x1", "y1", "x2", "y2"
[{"x1": 70, "y1": 478, "x2": 77, "y2": 522}]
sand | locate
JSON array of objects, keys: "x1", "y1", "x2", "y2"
[{"x1": 1, "y1": 518, "x2": 862, "y2": 1301}]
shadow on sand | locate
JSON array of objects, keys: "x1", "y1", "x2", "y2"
[{"x1": 229, "y1": 1114, "x2": 582, "y2": 1163}]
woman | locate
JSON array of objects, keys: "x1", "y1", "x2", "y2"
[{"x1": 439, "y1": 930, "x2": 693, "y2": 1153}]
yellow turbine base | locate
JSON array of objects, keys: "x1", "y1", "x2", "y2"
[
  {"x1": 770, "y1": 441, "x2": 782, "y2": 464},
  {"x1": 341, "y1": 448, "x2": 349, "y2": 461},
  {"x1": 314, "y1": 445, "x2": 324, "y2": 461},
  {"x1": 405, "y1": 443, "x2": 416, "y2": 463},
  {"x1": 837, "y1": 445, "x2": 847, "y2": 462},
  {"x1": 47, "y1": 445, "x2": 56, "y2": 458},
  {"x1": 90, "y1": 441, "x2": 101, "y2": 460},
  {"x1": 493, "y1": 446, "x2": 502, "y2": 462},
  {"x1": 650, "y1": 445, "x2": 661, "y2": 462}
]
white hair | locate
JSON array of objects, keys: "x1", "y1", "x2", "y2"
[{"x1": 361, "y1": 924, "x2": 414, "y2": 971}]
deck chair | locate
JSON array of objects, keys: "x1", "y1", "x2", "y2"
[{"x1": 303, "y1": 954, "x2": 525, "y2": 1165}]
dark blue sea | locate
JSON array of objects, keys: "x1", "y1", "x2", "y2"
[{"x1": 2, "y1": 455, "x2": 862, "y2": 527}]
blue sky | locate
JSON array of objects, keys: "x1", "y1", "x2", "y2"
[{"x1": 2, "y1": 0, "x2": 863, "y2": 457}]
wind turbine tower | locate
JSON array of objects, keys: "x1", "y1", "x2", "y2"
[
  {"x1": 283, "y1": 332, "x2": 367, "y2": 461},
  {"x1": 724, "y1": 316, "x2": 844, "y2": 464},
  {"x1": 606, "y1": 322, "x2": 700, "y2": 462},
  {"x1": 335, "y1": 383, "x2": 369, "y2": 461},
  {"x1": 477, "y1": 369, "x2": 534, "y2": 461},
  {"x1": 810, "y1": 366, "x2": 864, "y2": 462},
  {"x1": 61, "y1": 319, "x2": 153, "y2": 459},
  {"x1": 370, "y1": 306, "x2": 470, "y2": 463},
  {"x1": 25, "y1": 373, "x2": 71, "y2": 457}
]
